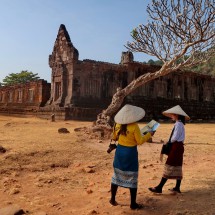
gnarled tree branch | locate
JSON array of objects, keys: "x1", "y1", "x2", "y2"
[{"x1": 95, "y1": 0, "x2": 215, "y2": 129}]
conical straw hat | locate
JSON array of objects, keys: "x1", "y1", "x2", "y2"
[
  {"x1": 162, "y1": 105, "x2": 190, "y2": 120},
  {"x1": 114, "y1": 104, "x2": 145, "y2": 124}
]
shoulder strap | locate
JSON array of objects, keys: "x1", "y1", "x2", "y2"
[{"x1": 168, "y1": 126, "x2": 175, "y2": 142}]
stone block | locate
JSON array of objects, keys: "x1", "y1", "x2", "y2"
[{"x1": 0, "y1": 205, "x2": 25, "y2": 215}]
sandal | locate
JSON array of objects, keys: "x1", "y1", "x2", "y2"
[
  {"x1": 109, "y1": 199, "x2": 118, "y2": 206},
  {"x1": 130, "y1": 203, "x2": 144, "y2": 210},
  {"x1": 148, "y1": 187, "x2": 162, "y2": 193},
  {"x1": 168, "y1": 188, "x2": 181, "y2": 193}
]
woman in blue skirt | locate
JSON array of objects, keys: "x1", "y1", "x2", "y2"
[{"x1": 109, "y1": 104, "x2": 154, "y2": 210}]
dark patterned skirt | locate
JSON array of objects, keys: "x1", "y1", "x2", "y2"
[
  {"x1": 111, "y1": 144, "x2": 138, "y2": 188},
  {"x1": 163, "y1": 141, "x2": 184, "y2": 179}
]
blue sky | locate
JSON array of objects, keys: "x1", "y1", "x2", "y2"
[{"x1": 0, "y1": 0, "x2": 154, "y2": 83}]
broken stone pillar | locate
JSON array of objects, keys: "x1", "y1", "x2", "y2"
[{"x1": 120, "y1": 51, "x2": 134, "y2": 64}]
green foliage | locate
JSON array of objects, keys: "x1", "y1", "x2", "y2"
[
  {"x1": 146, "y1": 56, "x2": 215, "y2": 76},
  {"x1": 2, "y1": 70, "x2": 40, "y2": 86},
  {"x1": 192, "y1": 56, "x2": 215, "y2": 76},
  {"x1": 131, "y1": 28, "x2": 138, "y2": 39},
  {"x1": 146, "y1": 59, "x2": 163, "y2": 66}
]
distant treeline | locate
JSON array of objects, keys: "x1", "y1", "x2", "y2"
[
  {"x1": 191, "y1": 56, "x2": 215, "y2": 76},
  {"x1": 145, "y1": 56, "x2": 215, "y2": 76}
]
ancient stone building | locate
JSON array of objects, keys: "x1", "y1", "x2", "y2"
[
  {"x1": 0, "y1": 24, "x2": 215, "y2": 121},
  {"x1": 44, "y1": 24, "x2": 215, "y2": 121},
  {"x1": 0, "y1": 80, "x2": 50, "y2": 116}
]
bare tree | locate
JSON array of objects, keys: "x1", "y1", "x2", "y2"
[{"x1": 95, "y1": 0, "x2": 215, "y2": 129}]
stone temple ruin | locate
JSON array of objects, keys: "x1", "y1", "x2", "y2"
[{"x1": 0, "y1": 24, "x2": 215, "y2": 121}]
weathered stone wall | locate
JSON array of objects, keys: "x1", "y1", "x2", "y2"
[
  {"x1": 0, "y1": 80, "x2": 50, "y2": 116},
  {"x1": 0, "y1": 24, "x2": 214, "y2": 121},
  {"x1": 70, "y1": 62, "x2": 215, "y2": 121},
  {"x1": 45, "y1": 24, "x2": 215, "y2": 121}
]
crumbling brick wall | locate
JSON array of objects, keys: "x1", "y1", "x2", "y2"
[{"x1": 0, "y1": 80, "x2": 50, "y2": 116}]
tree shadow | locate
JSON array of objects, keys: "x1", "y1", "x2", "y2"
[
  {"x1": 137, "y1": 178, "x2": 215, "y2": 215},
  {"x1": 186, "y1": 142, "x2": 215, "y2": 146}
]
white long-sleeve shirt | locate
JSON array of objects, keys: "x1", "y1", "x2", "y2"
[{"x1": 171, "y1": 121, "x2": 185, "y2": 143}]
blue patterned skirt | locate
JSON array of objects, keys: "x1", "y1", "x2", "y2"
[{"x1": 111, "y1": 144, "x2": 138, "y2": 188}]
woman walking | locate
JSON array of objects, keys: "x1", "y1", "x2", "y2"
[
  {"x1": 149, "y1": 105, "x2": 190, "y2": 194},
  {"x1": 109, "y1": 104, "x2": 154, "y2": 210}
]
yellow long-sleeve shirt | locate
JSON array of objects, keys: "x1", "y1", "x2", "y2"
[{"x1": 112, "y1": 123, "x2": 151, "y2": 147}]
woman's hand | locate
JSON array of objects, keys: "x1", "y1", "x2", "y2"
[{"x1": 149, "y1": 131, "x2": 156, "y2": 136}]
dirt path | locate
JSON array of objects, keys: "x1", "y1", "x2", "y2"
[{"x1": 0, "y1": 116, "x2": 214, "y2": 215}]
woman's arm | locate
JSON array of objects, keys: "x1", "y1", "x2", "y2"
[
  {"x1": 171, "y1": 122, "x2": 184, "y2": 142},
  {"x1": 134, "y1": 124, "x2": 152, "y2": 145}
]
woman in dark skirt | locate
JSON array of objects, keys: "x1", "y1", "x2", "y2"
[
  {"x1": 149, "y1": 105, "x2": 190, "y2": 194},
  {"x1": 109, "y1": 104, "x2": 154, "y2": 210}
]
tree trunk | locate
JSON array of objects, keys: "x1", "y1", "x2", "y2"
[
  {"x1": 95, "y1": 87, "x2": 126, "y2": 129},
  {"x1": 95, "y1": 65, "x2": 171, "y2": 129}
]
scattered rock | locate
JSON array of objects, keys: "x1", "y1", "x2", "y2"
[
  {"x1": 59, "y1": 176, "x2": 69, "y2": 182},
  {"x1": 91, "y1": 127, "x2": 103, "y2": 133},
  {"x1": 74, "y1": 163, "x2": 81, "y2": 167},
  {"x1": 91, "y1": 127, "x2": 104, "y2": 138},
  {"x1": 47, "y1": 180, "x2": 53, "y2": 184},
  {"x1": 9, "y1": 188, "x2": 20, "y2": 195},
  {"x1": 89, "y1": 182, "x2": 95, "y2": 186},
  {"x1": 34, "y1": 182, "x2": 43, "y2": 187},
  {"x1": 51, "y1": 203, "x2": 61, "y2": 207},
  {"x1": 51, "y1": 114, "x2": 55, "y2": 122},
  {"x1": 12, "y1": 172, "x2": 19, "y2": 177},
  {"x1": 58, "y1": 128, "x2": 70, "y2": 133},
  {"x1": 87, "y1": 165, "x2": 96, "y2": 168},
  {"x1": 4, "y1": 123, "x2": 11, "y2": 127},
  {"x1": 84, "y1": 168, "x2": 95, "y2": 173},
  {"x1": 0, "y1": 204, "x2": 25, "y2": 215},
  {"x1": 88, "y1": 210, "x2": 98, "y2": 214},
  {"x1": 74, "y1": 127, "x2": 83, "y2": 132},
  {"x1": 0, "y1": 145, "x2": 6, "y2": 153},
  {"x1": 86, "y1": 188, "x2": 93, "y2": 194},
  {"x1": 50, "y1": 161, "x2": 70, "y2": 168}
]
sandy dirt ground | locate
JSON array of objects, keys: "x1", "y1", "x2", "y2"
[{"x1": 0, "y1": 115, "x2": 214, "y2": 215}]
